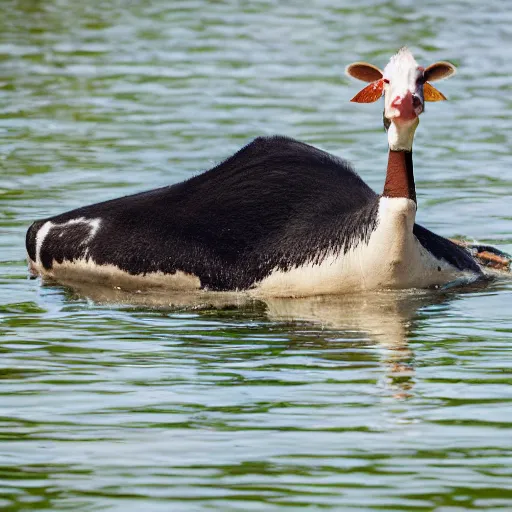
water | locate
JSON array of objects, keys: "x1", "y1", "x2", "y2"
[{"x1": 1, "y1": 0, "x2": 512, "y2": 510}]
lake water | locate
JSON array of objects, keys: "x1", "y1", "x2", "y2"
[{"x1": 1, "y1": 0, "x2": 512, "y2": 510}]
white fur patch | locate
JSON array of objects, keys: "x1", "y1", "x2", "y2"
[
  {"x1": 31, "y1": 257, "x2": 201, "y2": 291},
  {"x1": 383, "y1": 48, "x2": 419, "y2": 89},
  {"x1": 253, "y1": 197, "x2": 468, "y2": 297},
  {"x1": 35, "y1": 221, "x2": 53, "y2": 267},
  {"x1": 387, "y1": 118, "x2": 418, "y2": 151}
]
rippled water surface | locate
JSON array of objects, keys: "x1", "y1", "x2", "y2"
[{"x1": 1, "y1": 1, "x2": 512, "y2": 510}]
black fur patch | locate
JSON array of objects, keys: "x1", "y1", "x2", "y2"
[
  {"x1": 40, "y1": 222, "x2": 96, "y2": 270},
  {"x1": 26, "y1": 136, "x2": 380, "y2": 290},
  {"x1": 26, "y1": 220, "x2": 43, "y2": 262}
]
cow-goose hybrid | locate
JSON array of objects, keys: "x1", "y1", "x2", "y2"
[{"x1": 27, "y1": 48, "x2": 498, "y2": 297}]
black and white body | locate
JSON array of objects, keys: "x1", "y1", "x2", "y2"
[{"x1": 26, "y1": 49, "x2": 485, "y2": 297}]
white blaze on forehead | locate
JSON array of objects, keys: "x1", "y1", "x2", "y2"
[
  {"x1": 382, "y1": 48, "x2": 422, "y2": 151},
  {"x1": 383, "y1": 47, "x2": 420, "y2": 90}
]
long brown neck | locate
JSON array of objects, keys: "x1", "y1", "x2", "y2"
[{"x1": 383, "y1": 150, "x2": 416, "y2": 203}]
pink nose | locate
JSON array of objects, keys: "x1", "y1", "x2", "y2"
[{"x1": 390, "y1": 92, "x2": 415, "y2": 121}]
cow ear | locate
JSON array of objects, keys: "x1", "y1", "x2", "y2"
[
  {"x1": 350, "y1": 79, "x2": 384, "y2": 103},
  {"x1": 424, "y1": 82, "x2": 447, "y2": 102},
  {"x1": 346, "y1": 62, "x2": 383, "y2": 83},
  {"x1": 424, "y1": 61, "x2": 456, "y2": 82}
]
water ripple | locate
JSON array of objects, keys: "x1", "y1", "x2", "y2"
[{"x1": 1, "y1": 0, "x2": 512, "y2": 510}]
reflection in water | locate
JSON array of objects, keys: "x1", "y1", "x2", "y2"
[
  {"x1": 265, "y1": 292, "x2": 423, "y2": 399},
  {"x1": 53, "y1": 278, "x2": 490, "y2": 398},
  {"x1": 3, "y1": 0, "x2": 512, "y2": 510}
]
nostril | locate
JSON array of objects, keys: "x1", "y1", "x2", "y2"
[{"x1": 412, "y1": 95, "x2": 422, "y2": 108}]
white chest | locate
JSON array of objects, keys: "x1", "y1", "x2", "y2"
[{"x1": 253, "y1": 197, "x2": 464, "y2": 297}]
